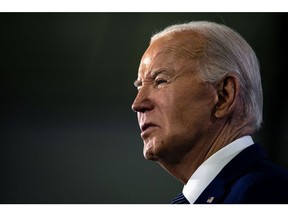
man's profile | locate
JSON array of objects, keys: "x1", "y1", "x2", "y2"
[{"x1": 131, "y1": 21, "x2": 288, "y2": 204}]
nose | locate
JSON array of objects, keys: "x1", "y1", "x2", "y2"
[{"x1": 131, "y1": 88, "x2": 154, "y2": 113}]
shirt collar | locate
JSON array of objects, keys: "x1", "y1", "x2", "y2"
[{"x1": 183, "y1": 135, "x2": 254, "y2": 204}]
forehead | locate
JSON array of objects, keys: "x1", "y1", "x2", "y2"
[{"x1": 138, "y1": 31, "x2": 205, "y2": 77}]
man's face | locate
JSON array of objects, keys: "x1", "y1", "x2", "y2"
[{"x1": 132, "y1": 32, "x2": 217, "y2": 163}]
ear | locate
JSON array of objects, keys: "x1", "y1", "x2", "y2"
[{"x1": 214, "y1": 76, "x2": 239, "y2": 119}]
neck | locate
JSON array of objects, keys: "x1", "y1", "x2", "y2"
[{"x1": 157, "y1": 120, "x2": 254, "y2": 184}]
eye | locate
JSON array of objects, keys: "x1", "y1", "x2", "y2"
[{"x1": 155, "y1": 78, "x2": 167, "y2": 86}]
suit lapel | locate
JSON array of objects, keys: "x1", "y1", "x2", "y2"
[{"x1": 194, "y1": 144, "x2": 269, "y2": 204}]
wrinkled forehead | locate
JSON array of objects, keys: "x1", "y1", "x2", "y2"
[{"x1": 138, "y1": 31, "x2": 205, "y2": 75}]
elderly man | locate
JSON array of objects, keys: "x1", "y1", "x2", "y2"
[{"x1": 131, "y1": 21, "x2": 288, "y2": 204}]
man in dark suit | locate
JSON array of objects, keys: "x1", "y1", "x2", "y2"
[{"x1": 131, "y1": 21, "x2": 288, "y2": 204}]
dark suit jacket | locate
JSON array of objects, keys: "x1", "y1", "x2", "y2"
[{"x1": 194, "y1": 144, "x2": 288, "y2": 204}]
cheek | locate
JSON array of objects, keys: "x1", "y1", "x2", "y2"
[
  {"x1": 152, "y1": 82, "x2": 216, "y2": 134},
  {"x1": 164, "y1": 90, "x2": 215, "y2": 132}
]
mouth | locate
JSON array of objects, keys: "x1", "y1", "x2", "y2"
[
  {"x1": 141, "y1": 123, "x2": 157, "y2": 132},
  {"x1": 140, "y1": 123, "x2": 159, "y2": 138}
]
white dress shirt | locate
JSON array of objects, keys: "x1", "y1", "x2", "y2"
[{"x1": 183, "y1": 135, "x2": 254, "y2": 204}]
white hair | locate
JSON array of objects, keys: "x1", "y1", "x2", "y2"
[{"x1": 151, "y1": 21, "x2": 263, "y2": 130}]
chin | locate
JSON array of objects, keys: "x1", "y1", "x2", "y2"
[
  {"x1": 143, "y1": 149, "x2": 158, "y2": 161},
  {"x1": 143, "y1": 142, "x2": 159, "y2": 161}
]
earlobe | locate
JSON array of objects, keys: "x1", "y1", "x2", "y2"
[{"x1": 214, "y1": 76, "x2": 238, "y2": 118}]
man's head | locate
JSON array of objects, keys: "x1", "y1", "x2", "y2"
[{"x1": 131, "y1": 21, "x2": 263, "y2": 178}]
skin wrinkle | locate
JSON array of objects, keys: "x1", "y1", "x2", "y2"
[
  {"x1": 136, "y1": 50, "x2": 195, "y2": 90},
  {"x1": 161, "y1": 44, "x2": 204, "y2": 61},
  {"x1": 132, "y1": 30, "x2": 254, "y2": 184}
]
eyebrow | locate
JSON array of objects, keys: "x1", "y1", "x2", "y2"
[
  {"x1": 151, "y1": 69, "x2": 172, "y2": 79},
  {"x1": 134, "y1": 79, "x2": 142, "y2": 88},
  {"x1": 133, "y1": 69, "x2": 173, "y2": 88}
]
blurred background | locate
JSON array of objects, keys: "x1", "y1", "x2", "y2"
[{"x1": 0, "y1": 13, "x2": 287, "y2": 204}]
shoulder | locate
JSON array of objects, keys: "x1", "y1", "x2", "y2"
[{"x1": 225, "y1": 160, "x2": 288, "y2": 203}]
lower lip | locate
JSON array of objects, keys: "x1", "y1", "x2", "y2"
[{"x1": 141, "y1": 126, "x2": 157, "y2": 138}]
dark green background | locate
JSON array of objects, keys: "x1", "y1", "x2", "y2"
[{"x1": 1, "y1": 13, "x2": 287, "y2": 203}]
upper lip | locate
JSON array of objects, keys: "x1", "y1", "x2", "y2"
[{"x1": 140, "y1": 123, "x2": 157, "y2": 132}]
